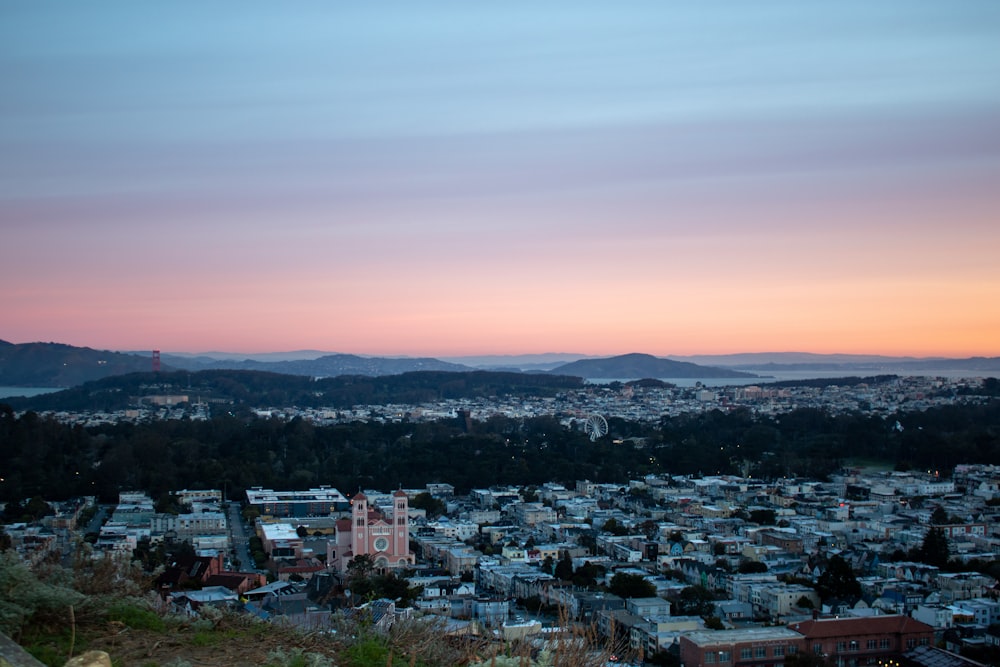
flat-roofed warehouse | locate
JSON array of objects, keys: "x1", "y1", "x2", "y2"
[{"x1": 245, "y1": 486, "x2": 349, "y2": 517}]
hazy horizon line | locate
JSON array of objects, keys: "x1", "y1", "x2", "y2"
[{"x1": 6, "y1": 338, "x2": 1000, "y2": 360}]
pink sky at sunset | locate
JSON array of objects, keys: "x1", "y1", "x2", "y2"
[{"x1": 3, "y1": 2, "x2": 1000, "y2": 359}]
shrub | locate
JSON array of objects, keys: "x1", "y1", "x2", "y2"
[{"x1": 106, "y1": 601, "x2": 166, "y2": 632}]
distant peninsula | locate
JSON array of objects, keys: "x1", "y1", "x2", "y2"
[{"x1": 549, "y1": 352, "x2": 758, "y2": 379}]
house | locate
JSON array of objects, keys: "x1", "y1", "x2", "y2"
[
  {"x1": 156, "y1": 551, "x2": 225, "y2": 593},
  {"x1": 203, "y1": 571, "x2": 266, "y2": 595},
  {"x1": 256, "y1": 591, "x2": 332, "y2": 630},
  {"x1": 626, "y1": 596, "x2": 671, "y2": 620},
  {"x1": 170, "y1": 586, "x2": 239, "y2": 615}
]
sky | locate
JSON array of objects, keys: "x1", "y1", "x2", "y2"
[{"x1": 3, "y1": 1, "x2": 1000, "y2": 358}]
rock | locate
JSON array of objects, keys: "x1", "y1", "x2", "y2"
[{"x1": 64, "y1": 651, "x2": 112, "y2": 667}]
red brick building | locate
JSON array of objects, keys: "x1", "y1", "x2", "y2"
[
  {"x1": 679, "y1": 615, "x2": 934, "y2": 667},
  {"x1": 679, "y1": 627, "x2": 806, "y2": 667},
  {"x1": 789, "y1": 615, "x2": 934, "y2": 666}
]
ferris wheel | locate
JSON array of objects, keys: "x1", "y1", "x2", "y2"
[{"x1": 584, "y1": 414, "x2": 609, "y2": 441}]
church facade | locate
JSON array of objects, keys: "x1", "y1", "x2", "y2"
[{"x1": 331, "y1": 490, "x2": 413, "y2": 573}]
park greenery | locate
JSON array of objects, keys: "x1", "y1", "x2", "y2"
[{"x1": 2, "y1": 380, "x2": 1000, "y2": 503}]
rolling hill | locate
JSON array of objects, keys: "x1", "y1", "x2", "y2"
[{"x1": 549, "y1": 352, "x2": 758, "y2": 379}]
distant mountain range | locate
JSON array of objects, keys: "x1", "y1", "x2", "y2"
[
  {"x1": 675, "y1": 352, "x2": 1000, "y2": 373},
  {"x1": 2, "y1": 339, "x2": 998, "y2": 389},
  {"x1": 548, "y1": 352, "x2": 758, "y2": 379},
  {"x1": 159, "y1": 352, "x2": 470, "y2": 377}
]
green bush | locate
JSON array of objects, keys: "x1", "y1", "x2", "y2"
[
  {"x1": 0, "y1": 551, "x2": 85, "y2": 636},
  {"x1": 106, "y1": 601, "x2": 166, "y2": 632}
]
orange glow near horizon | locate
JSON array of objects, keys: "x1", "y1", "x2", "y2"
[{"x1": 3, "y1": 3, "x2": 1000, "y2": 359}]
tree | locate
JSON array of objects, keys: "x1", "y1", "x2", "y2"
[
  {"x1": 573, "y1": 561, "x2": 603, "y2": 588},
  {"x1": 929, "y1": 506, "x2": 949, "y2": 526},
  {"x1": 410, "y1": 492, "x2": 446, "y2": 519},
  {"x1": 608, "y1": 572, "x2": 656, "y2": 599},
  {"x1": 815, "y1": 554, "x2": 861, "y2": 602},
  {"x1": 672, "y1": 585, "x2": 717, "y2": 617},
  {"x1": 602, "y1": 518, "x2": 630, "y2": 537},
  {"x1": 748, "y1": 509, "x2": 776, "y2": 525},
  {"x1": 155, "y1": 493, "x2": 189, "y2": 516},
  {"x1": 22, "y1": 497, "x2": 53, "y2": 522},
  {"x1": 347, "y1": 554, "x2": 376, "y2": 581},
  {"x1": 554, "y1": 554, "x2": 574, "y2": 581},
  {"x1": 738, "y1": 560, "x2": 768, "y2": 574},
  {"x1": 919, "y1": 526, "x2": 950, "y2": 568},
  {"x1": 703, "y1": 615, "x2": 725, "y2": 630}
]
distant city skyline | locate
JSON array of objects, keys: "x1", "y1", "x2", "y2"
[{"x1": 3, "y1": 2, "x2": 999, "y2": 358}]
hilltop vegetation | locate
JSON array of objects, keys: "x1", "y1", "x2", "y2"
[{"x1": 0, "y1": 548, "x2": 573, "y2": 667}]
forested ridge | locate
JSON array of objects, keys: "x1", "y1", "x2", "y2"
[
  {"x1": 3, "y1": 395, "x2": 999, "y2": 503},
  {"x1": 2, "y1": 369, "x2": 586, "y2": 412}
]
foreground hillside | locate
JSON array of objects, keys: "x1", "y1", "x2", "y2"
[{"x1": 0, "y1": 551, "x2": 616, "y2": 667}]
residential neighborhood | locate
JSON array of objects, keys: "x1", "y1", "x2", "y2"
[{"x1": 7, "y1": 459, "x2": 1000, "y2": 666}]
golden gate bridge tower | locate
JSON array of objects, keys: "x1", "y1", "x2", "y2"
[{"x1": 152, "y1": 349, "x2": 160, "y2": 372}]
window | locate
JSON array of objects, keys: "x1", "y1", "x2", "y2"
[
  {"x1": 837, "y1": 642, "x2": 847, "y2": 653},
  {"x1": 741, "y1": 648, "x2": 753, "y2": 660},
  {"x1": 848, "y1": 641, "x2": 859, "y2": 652},
  {"x1": 718, "y1": 651, "x2": 731, "y2": 663},
  {"x1": 774, "y1": 646, "x2": 785, "y2": 657},
  {"x1": 704, "y1": 651, "x2": 715, "y2": 664},
  {"x1": 756, "y1": 647, "x2": 767, "y2": 658},
  {"x1": 814, "y1": 643, "x2": 823, "y2": 654},
  {"x1": 906, "y1": 639, "x2": 916, "y2": 649},
  {"x1": 788, "y1": 645, "x2": 798, "y2": 655},
  {"x1": 879, "y1": 639, "x2": 890, "y2": 650},
  {"x1": 866, "y1": 640, "x2": 876, "y2": 650},
  {"x1": 919, "y1": 638, "x2": 929, "y2": 646}
]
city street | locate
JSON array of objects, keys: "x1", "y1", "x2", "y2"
[{"x1": 227, "y1": 502, "x2": 256, "y2": 572}]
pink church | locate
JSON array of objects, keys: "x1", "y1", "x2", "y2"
[{"x1": 331, "y1": 490, "x2": 413, "y2": 573}]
